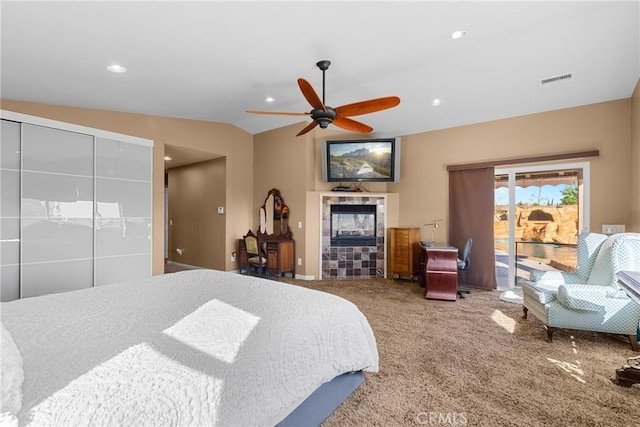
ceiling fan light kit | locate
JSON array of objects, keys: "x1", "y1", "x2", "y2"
[{"x1": 247, "y1": 60, "x2": 400, "y2": 136}]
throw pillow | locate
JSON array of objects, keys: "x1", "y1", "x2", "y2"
[{"x1": 1, "y1": 322, "x2": 24, "y2": 416}]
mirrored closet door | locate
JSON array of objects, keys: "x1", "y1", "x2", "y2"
[
  {"x1": 21, "y1": 124, "x2": 95, "y2": 297},
  {"x1": 0, "y1": 113, "x2": 153, "y2": 301},
  {"x1": 0, "y1": 120, "x2": 21, "y2": 301}
]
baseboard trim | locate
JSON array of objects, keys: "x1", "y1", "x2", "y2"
[
  {"x1": 166, "y1": 261, "x2": 200, "y2": 270},
  {"x1": 166, "y1": 262, "x2": 314, "y2": 280}
]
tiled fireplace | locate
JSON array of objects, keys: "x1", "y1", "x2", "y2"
[{"x1": 321, "y1": 194, "x2": 386, "y2": 279}]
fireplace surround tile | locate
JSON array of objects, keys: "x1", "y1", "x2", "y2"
[{"x1": 321, "y1": 194, "x2": 386, "y2": 280}]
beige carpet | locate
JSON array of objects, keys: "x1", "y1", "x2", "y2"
[{"x1": 281, "y1": 277, "x2": 640, "y2": 427}]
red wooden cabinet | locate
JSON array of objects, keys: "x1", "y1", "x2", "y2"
[{"x1": 420, "y1": 244, "x2": 458, "y2": 301}]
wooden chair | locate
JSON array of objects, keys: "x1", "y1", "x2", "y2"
[{"x1": 244, "y1": 230, "x2": 267, "y2": 276}]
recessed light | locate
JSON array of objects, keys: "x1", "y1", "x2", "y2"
[
  {"x1": 265, "y1": 97, "x2": 275, "y2": 103},
  {"x1": 449, "y1": 29, "x2": 467, "y2": 40},
  {"x1": 432, "y1": 99, "x2": 441, "y2": 107},
  {"x1": 107, "y1": 64, "x2": 127, "y2": 73},
  {"x1": 164, "y1": 156, "x2": 172, "y2": 161}
]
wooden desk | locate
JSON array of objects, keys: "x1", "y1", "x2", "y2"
[
  {"x1": 616, "y1": 271, "x2": 640, "y2": 302},
  {"x1": 238, "y1": 236, "x2": 295, "y2": 277},
  {"x1": 419, "y1": 243, "x2": 458, "y2": 301}
]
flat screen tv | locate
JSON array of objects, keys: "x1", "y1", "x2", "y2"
[{"x1": 322, "y1": 137, "x2": 401, "y2": 183}]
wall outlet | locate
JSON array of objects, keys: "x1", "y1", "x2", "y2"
[
  {"x1": 176, "y1": 248, "x2": 183, "y2": 255},
  {"x1": 297, "y1": 221, "x2": 303, "y2": 229},
  {"x1": 602, "y1": 224, "x2": 625, "y2": 235},
  {"x1": 217, "y1": 206, "x2": 224, "y2": 214},
  {"x1": 231, "y1": 252, "x2": 237, "y2": 262},
  {"x1": 297, "y1": 257, "x2": 303, "y2": 266}
]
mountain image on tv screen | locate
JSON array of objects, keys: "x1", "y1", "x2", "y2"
[{"x1": 329, "y1": 142, "x2": 392, "y2": 179}]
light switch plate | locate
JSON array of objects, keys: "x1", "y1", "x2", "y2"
[{"x1": 602, "y1": 224, "x2": 625, "y2": 235}]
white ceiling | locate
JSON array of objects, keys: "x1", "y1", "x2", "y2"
[{"x1": 1, "y1": 1, "x2": 639, "y2": 140}]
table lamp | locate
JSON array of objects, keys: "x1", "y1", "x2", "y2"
[{"x1": 422, "y1": 219, "x2": 443, "y2": 243}]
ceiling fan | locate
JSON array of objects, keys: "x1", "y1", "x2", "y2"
[{"x1": 247, "y1": 60, "x2": 401, "y2": 136}]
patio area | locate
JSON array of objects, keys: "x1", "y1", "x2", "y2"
[
  {"x1": 495, "y1": 243, "x2": 577, "y2": 305},
  {"x1": 495, "y1": 249, "x2": 565, "y2": 291}
]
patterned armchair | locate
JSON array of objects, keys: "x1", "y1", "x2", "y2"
[{"x1": 522, "y1": 232, "x2": 640, "y2": 350}]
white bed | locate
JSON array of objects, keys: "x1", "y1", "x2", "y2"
[{"x1": 0, "y1": 269, "x2": 378, "y2": 426}]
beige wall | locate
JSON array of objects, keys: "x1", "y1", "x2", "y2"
[
  {"x1": 267, "y1": 98, "x2": 637, "y2": 278},
  {"x1": 391, "y1": 99, "x2": 633, "y2": 238},
  {"x1": 631, "y1": 80, "x2": 640, "y2": 231},
  {"x1": 252, "y1": 122, "x2": 314, "y2": 275},
  {"x1": 0, "y1": 99, "x2": 253, "y2": 275},
  {"x1": 3, "y1": 87, "x2": 638, "y2": 280},
  {"x1": 167, "y1": 158, "x2": 226, "y2": 269}
]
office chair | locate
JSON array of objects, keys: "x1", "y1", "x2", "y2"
[
  {"x1": 457, "y1": 238, "x2": 472, "y2": 298},
  {"x1": 244, "y1": 231, "x2": 267, "y2": 276}
]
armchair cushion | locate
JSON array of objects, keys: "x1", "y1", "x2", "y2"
[
  {"x1": 606, "y1": 288, "x2": 631, "y2": 299},
  {"x1": 529, "y1": 270, "x2": 583, "y2": 285},
  {"x1": 557, "y1": 284, "x2": 611, "y2": 312},
  {"x1": 248, "y1": 255, "x2": 267, "y2": 264}
]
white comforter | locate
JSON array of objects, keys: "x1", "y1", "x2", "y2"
[{"x1": 1, "y1": 270, "x2": 378, "y2": 426}]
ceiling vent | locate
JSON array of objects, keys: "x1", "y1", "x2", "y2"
[{"x1": 540, "y1": 73, "x2": 573, "y2": 86}]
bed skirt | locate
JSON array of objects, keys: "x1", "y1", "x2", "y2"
[{"x1": 277, "y1": 371, "x2": 364, "y2": 426}]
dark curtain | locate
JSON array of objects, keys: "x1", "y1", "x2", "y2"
[{"x1": 448, "y1": 167, "x2": 496, "y2": 290}]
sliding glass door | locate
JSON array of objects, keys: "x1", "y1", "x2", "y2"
[{"x1": 494, "y1": 161, "x2": 590, "y2": 289}]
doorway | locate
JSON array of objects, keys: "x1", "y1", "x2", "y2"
[{"x1": 494, "y1": 161, "x2": 590, "y2": 289}]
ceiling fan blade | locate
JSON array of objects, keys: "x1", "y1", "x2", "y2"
[
  {"x1": 296, "y1": 121, "x2": 319, "y2": 136},
  {"x1": 334, "y1": 96, "x2": 401, "y2": 117},
  {"x1": 332, "y1": 116, "x2": 373, "y2": 134},
  {"x1": 246, "y1": 110, "x2": 309, "y2": 116},
  {"x1": 298, "y1": 78, "x2": 326, "y2": 112}
]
